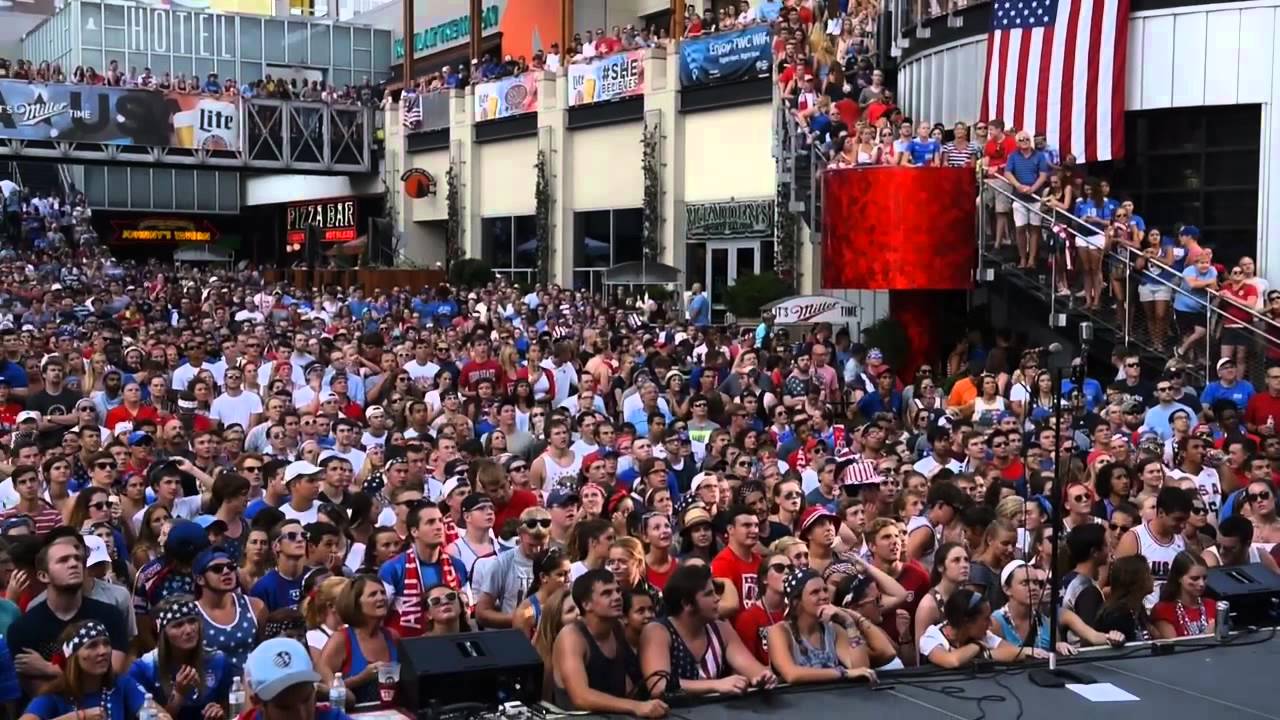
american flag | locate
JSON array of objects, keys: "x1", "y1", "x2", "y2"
[
  {"x1": 401, "y1": 91, "x2": 422, "y2": 129},
  {"x1": 839, "y1": 459, "x2": 880, "y2": 487},
  {"x1": 980, "y1": 0, "x2": 1130, "y2": 162}
]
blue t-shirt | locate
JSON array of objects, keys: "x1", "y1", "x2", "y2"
[
  {"x1": 1005, "y1": 149, "x2": 1050, "y2": 187},
  {"x1": 1140, "y1": 236, "x2": 1176, "y2": 285},
  {"x1": 1073, "y1": 198, "x2": 1113, "y2": 226},
  {"x1": 379, "y1": 551, "x2": 469, "y2": 597},
  {"x1": 128, "y1": 650, "x2": 232, "y2": 720},
  {"x1": 250, "y1": 568, "x2": 306, "y2": 611},
  {"x1": 0, "y1": 635, "x2": 19, "y2": 703},
  {"x1": 1060, "y1": 377, "x2": 1104, "y2": 413},
  {"x1": 689, "y1": 294, "x2": 710, "y2": 326},
  {"x1": 1201, "y1": 380, "x2": 1255, "y2": 411},
  {"x1": 23, "y1": 675, "x2": 147, "y2": 720},
  {"x1": 906, "y1": 138, "x2": 941, "y2": 166},
  {"x1": 0, "y1": 360, "x2": 28, "y2": 390},
  {"x1": 1175, "y1": 265, "x2": 1217, "y2": 313}
]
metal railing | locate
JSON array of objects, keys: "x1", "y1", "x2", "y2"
[{"x1": 980, "y1": 178, "x2": 1280, "y2": 382}]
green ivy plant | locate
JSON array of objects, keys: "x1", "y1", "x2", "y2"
[
  {"x1": 774, "y1": 180, "x2": 798, "y2": 282},
  {"x1": 534, "y1": 150, "x2": 551, "y2": 283},
  {"x1": 445, "y1": 164, "x2": 462, "y2": 271},
  {"x1": 641, "y1": 124, "x2": 662, "y2": 261}
]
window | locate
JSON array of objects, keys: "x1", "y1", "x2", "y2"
[
  {"x1": 572, "y1": 208, "x2": 642, "y2": 293},
  {"x1": 1117, "y1": 106, "x2": 1260, "y2": 266},
  {"x1": 481, "y1": 215, "x2": 538, "y2": 284}
]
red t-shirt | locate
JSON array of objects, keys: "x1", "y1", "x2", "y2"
[
  {"x1": 1151, "y1": 598, "x2": 1216, "y2": 637},
  {"x1": 1244, "y1": 392, "x2": 1280, "y2": 432},
  {"x1": 711, "y1": 545, "x2": 763, "y2": 611},
  {"x1": 984, "y1": 135, "x2": 1018, "y2": 171},
  {"x1": 104, "y1": 403, "x2": 159, "y2": 432},
  {"x1": 879, "y1": 561, "x2": 930, "y2": 644},
  {"x1": 459, "y1": 359, "x2": 502, "y2": 392},
  {"x1": 998, "y1": 458, "x2": 1026, "y2": 482},
  {"x1": 493, "y1": 489, "x2": 539, "y2": 531},
  {"x1": 646, "y1": 559, "x2": 677, "y2": 591},
  {"x1": 732, "y1": 602, "x2": 786, "y2": 665}
]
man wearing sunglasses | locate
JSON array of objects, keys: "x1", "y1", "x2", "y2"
[
  {"x1": 194, "y1": 545, "x2": 267, "y2": 674},
  {"x1": 475, "y1": 505, "x2": 550, "y2": 629},
  {"x1": 381, "y1": 502, "x2": 468, "y2": 637}
]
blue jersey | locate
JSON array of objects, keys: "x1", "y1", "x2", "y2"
[
  {"x1": 128, "y1": 650, "x2": 232, "y2": 720},
  {"x1": 379, "y1": 551, "x2": 468, "y2": 597},
  {"x1": 23, "y1": 675, "x2": 147, "y2": 720},
  {"x1": 250, "y1": 569, "x2": 305, "y2": 611}
]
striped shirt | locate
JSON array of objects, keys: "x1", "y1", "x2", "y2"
[
  {"x1": 1, "y1": 505, "x2": 64, "y2": 534},
  {"x1": 941, "y1": 141, "x2": 980, "y2": 167}
]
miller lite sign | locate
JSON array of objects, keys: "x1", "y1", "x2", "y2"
[{"x1": 766, "y1": 295, "x2": 858, "y2": 325}]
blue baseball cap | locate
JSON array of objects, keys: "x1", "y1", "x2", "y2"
[
  {"x1": 127, "y1": 431, "x2": 154, "y2": 447},
  {"x1": 245, "y1": 638, "x2": 320, "y2": 701},
  {"x1": 546, "y1": 486, "x2": 580, "y2": 508},
  {"x1": 192, "y1": 546, "x2": 233, "y2": 575},
  {"x1": 1179, "y1": 225, "x2": 1201, "y2": 238}
]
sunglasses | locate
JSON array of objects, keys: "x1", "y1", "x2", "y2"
[
  {"x1": 1191, "y1": 506, "x2": 1209, "y2": 515},
  {"x1": 95, "y1": 462, "x2": 117, "y2": 470},
  {"x1": 523, "y1": 518, "x2": 552, "y2": 529},
  {"x1": 280, "y1": 531, "x2": 304, "y2": 542},
  {"x1": 427, "y1": 591, "x2": 458, "y2": 607},
  {"x1": 88, "y1": 501, "x2": 109, "y2": 511},
  {"x1": 768, "y1": 563, "x2": 792, "y2": 575},
  {"x1": 1070, "y1": 494, "x2": 1090, "y2": 504},
  {"x1": 508, "y1": 464, "x2": 528, "y2": 472},
  {"x1": 396, "y1": 498, "x2": 424, "y2": 507},
  {"x1": 1248, "y1": 491, "x2": 1273, "y2": 502},
  {"x1": 205, "y1": 562, "x2": 235, "y2": 575},
  {"x1": 1109, "y1": 523, "x2": 1132, "y2": 533}
]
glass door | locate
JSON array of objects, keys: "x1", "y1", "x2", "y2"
[{"x1": 706, "y1": 241, "x2": 761, "y2": 321}]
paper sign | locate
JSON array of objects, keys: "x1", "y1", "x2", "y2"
[{"x1": 1066, "y1": 683, "x2": 1140, "y2": 702}]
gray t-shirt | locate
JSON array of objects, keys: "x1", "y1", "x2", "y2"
[
  {"x1": 474, "y1": 547, "x2": 534, "y2": 614},
  {"x1": 31, "y1": 578, "x2": 137, "y2": 637}
]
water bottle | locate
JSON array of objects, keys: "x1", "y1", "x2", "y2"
[
  {"x1": 1216, "y1": 600, "x2": 1231, "y2": 641},
  {"x1": 138, "y1": 693, "x2": 160, "y2": 720},
  {"x1": 228, "y1": 676, "x2": 247, "y2": 717},
  {"x1": 330, "y1": 672, "x2": 348, "y2": 709}
]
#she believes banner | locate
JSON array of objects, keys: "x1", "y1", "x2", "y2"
[{"x1": 568, "y1": 50, "x2": 646, "y2": 106}]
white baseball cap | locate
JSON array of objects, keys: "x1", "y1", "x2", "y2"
[
  {"x1": 83, "y1": 534, "x2": 112, "y2": 567},
  {"x1": 284, "y1": 460, "x2": 323, "y2": 484}
]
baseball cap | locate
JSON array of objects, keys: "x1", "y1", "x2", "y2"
[
  {"x1": 799, "y1": 506, "x2": 838, "y2": 537},
  {"x1": 245, "y1": 638, "x2": 321, "y2": 702},
  {"x1": 284, "y1": 460, "x2": 323, "y2": 484},
  {"x1": 83, "y1": 534, "x2": 112, "y2": 567},
  {"x1": 319, "y1": 391, "x2": 339, "y2": 404},
  {"x1": 1179, "y1": 225, "x2": 1201, "y2": 238},
  {"x1": 461, "y1": 493, "x2": 494, "y2": 513},
  {"x1": 15, "y1": 411, "x2": 39, "y2": 424},
  {"x1": 365, "y1": 405, "x2": 386, "y2": 419},
  {"x1": 690, "y1": 471, "x2": 717, "y2": 494},
  {"x1": 193, "y1": 547, "x2": 234, "y2": 575},
  {"x1": 546, "y1": 486, "x2": 580, "y2": 508},
  {"x1": 1217, "y1": 357, "x2": 1236, "y2": 371},
  {"x1": 440, "y1": 476, "x2": 469, "y2": 499},
  {"x1": 127, "y1": 431, "x2": 154, "y2": 447},
  {"x1": 164, "y1": 520, "x2": 211, "y2": 562},
  {"x1": 194, "y1": 515, "x2": 229, "y2": 533}
]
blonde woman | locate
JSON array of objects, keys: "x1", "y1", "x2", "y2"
[
  {"x1": 303, "y1": 576, "x2": 351, "y2": 664},
  {"x1": 532, "y1": 588, "x2": 580, "y2": 701},
  {"x1": 84, "y1": 352, "x2": 110, "y2": 394},
  {"x1": 607, "y1": 537, "x2": 662, "y2": 608}
]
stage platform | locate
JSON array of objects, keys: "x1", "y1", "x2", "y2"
[{"x1": 558, "y1": 631, "x2": 1280, "y2": 720}]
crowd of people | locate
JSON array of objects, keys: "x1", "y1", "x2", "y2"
[{"x1": 0, "y1": 57, "x2": 384, "y2": 107}]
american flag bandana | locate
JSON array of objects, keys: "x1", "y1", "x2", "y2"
[{"x1": 63, "y1": 620, "x2": 109, "y2": 659}]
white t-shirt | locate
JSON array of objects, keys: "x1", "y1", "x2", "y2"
[
  {"x1": 210, "y1": 391, "x2": 264, "y2": 430},
  {"x1": 332, "y1": 446, "x2": 367, "y2": 472},
  {"x1": 131, "y1": 495, "x2": 203, "y2": 533},
  {"x1": 404, "y1": 360, "x2": 440, "y2": 385},
  {"x1": 360, "y1": 430, "x2": 387, "y2": 448},
  {"x1": 172, "y1": 359, "x2": 227, "y2": 390},
  {"x1": 918, "y1": 623, "x2": 1003, "y2": 660},
  {"x1": 1168, "y1": 467, "x2": 1224, "y2": 519},
  {"x1": 280, "y1": 500, "x2": 322, "y2": 524}
]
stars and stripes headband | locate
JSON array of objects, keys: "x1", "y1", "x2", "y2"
[
  {"x1": 263, "y1": 615, "x2": 306, "y2": 638},
  {"x1": 63, "y1": 621, "x2": 109, "y2": 658},
  {"x1": 783, "y1": 568, "x2": 820, "y2": 605},
  {"x1": 156, "y1": 598, "x2": 201, "y2": 631}
]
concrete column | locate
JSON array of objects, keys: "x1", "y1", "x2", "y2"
[
  {"x1": 536, "y1": 69, "x2": 572, "y2": 287},
  {"x1": 453, "y1": 86, "x2": 481, "y2": 259},
  {"x1": 643, "y1": 47, "x2": 683, "y2": 276}
]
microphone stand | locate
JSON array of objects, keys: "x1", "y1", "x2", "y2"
[{"x1": 1029, "y1": 357, "x2": 1095, "y2": 687}]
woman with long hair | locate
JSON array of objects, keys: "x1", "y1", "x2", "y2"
[
  {"x1": 607, "y1": 537, "x2": 662, "y2": 608},
  {"x1": 678, "y1": 504, "x2": 719, "y2": 563},
  {"x1": 130, "y1": 504, "x2": 172, "y2": 571},
  {"x1": 732, "y1": 552, "x2": 794, "y2": 665},
  {"x1": 766, "y1": 568, "x2": 877, "y2": 684},
  {"x1": 1134, "y1": 227, "x2": 1176, "y2": 351},
  {"x1": 20, "y1": 620, "x2": 152, "y2": 720},
  {"x1": 532, "y1": 588, "x2": 579, "y2": 701},
  {"x1": 128, "y1": 596, "x2": 231, "y2": 720},
  {"x1": 67, "y1": 486, "x2": 112, "y2": 532},
  {"x1": 1095, "y1": 555, "x2": 1155, "y2": 641},
  {"x1": 991, "y1": 562, "x2": 1123, "y2": 653},
  {"x1": 303, "y1": 577, "x2": 350, "y2": 663},
  {"x1": 919, "y1": 588, "x2": 1047, "y2": 667},
  {"x1": 319, "y1": 575, "x2": 398, "y2": 704},
  {"x1": 912, "y1": 542, "x2": 970, "y2": 648},
  {"x1": 238, "y1": 528, "x2": 271, "y2": 592},
  {"x1": 424, "y1": 583, "x2": 473, "y2": 636},
  {"x1": 1152, "y1": 551, "x2": 1216, "y2": 638},
  {"x1": 119, "y1": 472, "x2": 150, "y2": 530},
  {"x1": 513, "y1": 549, "x2": 572, "y2": 638},
  {"x1": 1073, "y1": 178, "x2": 1112, "y2": 310}
]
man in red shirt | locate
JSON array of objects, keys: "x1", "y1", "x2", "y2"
[
  {"x1": 1245, "y1": 367, "x2": 1280, "y2": 438},
  {"x1": 711, "y1": 504, "x2": 763, "y2": 615},
  {"x1": 458, "y1": 336, "x2": 501, "y2": 398},
  {"x1": 983, "y1": 118, "x2": 1019, "y2": 250},
  {"x1": 990, "y1": 429, "x2": 1025, "y2": 482},
  {"x1": 478, "y1": 459, "x2": 538, "y2": 532},
  {"x1": 866, "y1": 517, "x2": 929, "y2": 650}
]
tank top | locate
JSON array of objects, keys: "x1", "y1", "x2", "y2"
[
  {"x1": 342, "y1": 626, "x2": 400, "y2": 705},
  {"x1": 200, "y1": 593, "x2": 259, "y2": 674},
  {"x1": 552, "y1": 622, "x2": 639, "y2": 710},
  {"x1": 1132, "y1": 521, "x2": 1186, "y2": 607},
  {"x1": 529, "y1": 594, "x2": 543, "y2": 631},
  {"x1": 993, "y1": 608, "x2": 1051, "y2": 649},
  {"x1": 907, "y1": 515, "x2": 941, "y2": 570},
  {"x1": 661, "y1": 618, "x2": 728, "y2": 689},
  {"x1": 782, "y1": 620, "x2": 842, "y2": 668},
  {"x1": 542, "y1": 450, "x2": 583, "y2": 488}
]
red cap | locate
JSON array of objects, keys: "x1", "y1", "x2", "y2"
[{"x1": 799, "y1": 506, "x2": 838, "y2": 537}]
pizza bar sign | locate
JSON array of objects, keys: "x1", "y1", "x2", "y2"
[{"x1": 286, "y1": 198, "x2": 357, "y2": 243}]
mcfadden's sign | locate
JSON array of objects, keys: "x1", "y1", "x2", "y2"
[{"x1": 765, "y1": 295, "x2": 858, "y2": 325}]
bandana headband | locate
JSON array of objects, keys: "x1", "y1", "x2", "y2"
[
  {"x1": 63, "y1": 620, "x2": 109, "y2": 658},
  {"x1": 155, "y1": 599, "x2": 201, "y2": 631},
  {"x1": 783, "y1": 568, "x2": 820, "y2": 604}
]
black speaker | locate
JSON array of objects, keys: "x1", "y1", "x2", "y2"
[
  {"x1": 1205, "y1": 563, "x2": 1280, "y2": 626},
  {"x1": 397, "y1": 630, "x2": 543, "y2": 711}
]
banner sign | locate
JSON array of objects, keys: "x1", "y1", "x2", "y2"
[
  {"x1": 287, "y1": 198, "x2": 358, "y2": 244},
  {"x1": 678, "y1": 25, "x2": 773, "y2": 88},
  {"x1": 0, "y1": 81, "x2": 239, "y2": 150},
  {"x1": 111, "y1": 217, "x2": 218, "y2": 243},
  {"x1": 569, "y1": 51, "x2": 646, "y2": 106},
  {"x1": 394, "y1": 3, "x2": 500, "y2": 59},
  {"x1": 419, "y1": 91, "x2": 450, "y2": 131},
  {"x1": 474, "y1": 73, "x2": 538, "y2": 121},
  {"x1": 764, "y1": 295, "x2": 858, "y2": 325},
  {"x1": 685, "y1": 199, "x2": 775, "y2": 241}
]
